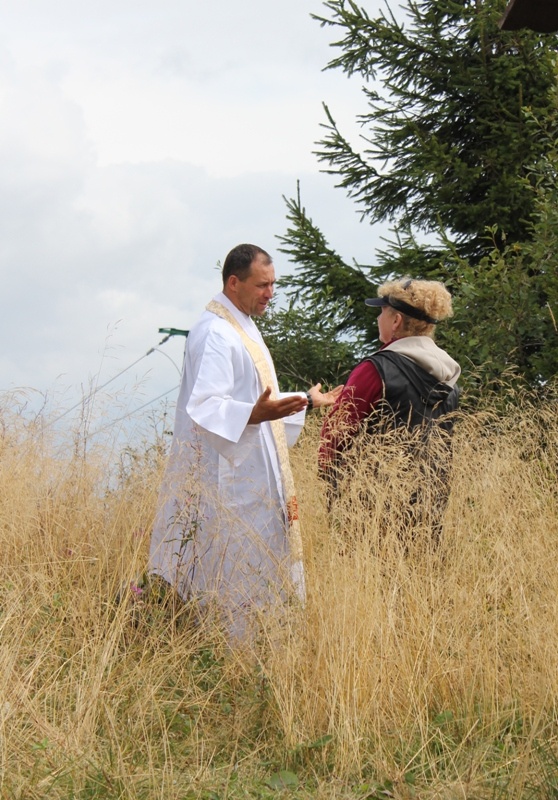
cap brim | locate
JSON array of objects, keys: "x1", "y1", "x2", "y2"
[{"x1": 364, "y1": 297, "x2": 388, "y2": 307}]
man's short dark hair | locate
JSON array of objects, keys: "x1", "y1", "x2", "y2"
[{"x1": 222, "y1": 244, "x2": 271, "y2": 285}]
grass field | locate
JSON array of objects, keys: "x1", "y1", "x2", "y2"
[{"x1": 1, "y1": 393, "x2": 558, "y2": 799}]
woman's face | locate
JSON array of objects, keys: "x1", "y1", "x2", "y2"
[{"x1": 377, "y1": 305, "x2": 400, "y2": 344}]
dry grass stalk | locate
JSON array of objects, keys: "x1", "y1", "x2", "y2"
[{"x1": 0, "y1": 395, "x2": 557, "y2": 798}]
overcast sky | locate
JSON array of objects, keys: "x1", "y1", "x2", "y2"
[{"x1": 0, "y1": 0, "x2": 389, "y2": 438}]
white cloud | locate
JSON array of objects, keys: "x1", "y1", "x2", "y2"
[{"x1": 0, "y1": 0, "x2": 388, "y2": 425}]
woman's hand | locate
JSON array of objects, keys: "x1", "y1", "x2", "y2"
[{"x1": 308, "y1": 382, "x2": 344, "y2": 409}]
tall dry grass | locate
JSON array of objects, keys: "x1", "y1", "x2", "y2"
[{"x1": 0, "y1": 394, "x2": 558, "y2": 798}]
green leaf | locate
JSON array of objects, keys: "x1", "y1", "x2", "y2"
[
  {"x1": 306, "y1": 734, "x2": 334, "y2": 749},
  {"x1": 265, "y1": 770, "x2": 299, "y2": 790}
]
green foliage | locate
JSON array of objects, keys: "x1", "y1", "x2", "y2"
[
  {"x1": 439, "y1": 236, "x2": 558, "y2": 394},
  {"x1": 278, "y1": 0, "x2": 558, "y2": 397},
  {"x1": 257, "y1": 296, "x2": 360, "y2": 391},
  {"x1": 523, "y1": 740, "x2": 558, "y2": 799},
  {"x1": 278, "y1": 186, "x2": 380, "y2": 346},
  {"x1": 313, "y1": 0, "x2": 558, "y2": 257}
]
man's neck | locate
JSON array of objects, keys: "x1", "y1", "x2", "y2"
[{"x1": 220, "y1": 290, "x2": 249, "y2": 318}]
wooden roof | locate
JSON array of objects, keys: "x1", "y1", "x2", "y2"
[{"x1": 499, "y1": 0, "x2": 558, "y2": 32}]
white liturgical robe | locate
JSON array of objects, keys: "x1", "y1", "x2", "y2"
[{"x1": 149, "y1": 292, "x2": 306, "y2": 633}]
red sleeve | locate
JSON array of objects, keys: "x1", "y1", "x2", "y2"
[{"x1": 318, "y1": 360, "x2": 383, "y2": 470}]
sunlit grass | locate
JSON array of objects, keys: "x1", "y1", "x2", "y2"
[{"x1": 1, "y1": 391, "x2": 558, "y2": 798}]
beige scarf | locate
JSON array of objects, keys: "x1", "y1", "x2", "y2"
[{"x1": 206, "y1": 300, "x2": 303, "y2": 563}]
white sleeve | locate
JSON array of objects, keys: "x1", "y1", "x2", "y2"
[
  {"x1": 186, "y1": 326, "x2": 259, "y2": 461},
  {"x1": 280, "y1": 392, "x2": 306, "y2": 448}
]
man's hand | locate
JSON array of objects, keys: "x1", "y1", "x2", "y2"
[
  {"x1": 308, "y1": 382, "x2": 344, "y2": 409},
  {"x1": 248, "y1": 386, "x2": 308, "y2": 424}
]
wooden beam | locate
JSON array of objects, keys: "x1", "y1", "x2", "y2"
[{"x1": 499, "y1": 0, "x2": 558, "y2": 32}]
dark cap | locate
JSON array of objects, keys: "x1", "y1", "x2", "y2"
[{"x1": 365, "y1": 295, "x2": 439, "y2": 325}]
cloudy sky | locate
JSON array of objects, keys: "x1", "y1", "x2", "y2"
[{"x1": 0, "y1": 0, "x2": 389, "y2": 436}]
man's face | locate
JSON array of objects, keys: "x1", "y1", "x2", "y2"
[{"x1": 229, "y1": 254, "x2": 275, "y2": 317}]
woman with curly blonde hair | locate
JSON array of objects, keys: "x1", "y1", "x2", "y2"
[{"x1": 319, "y1": 277, "x2": 461, "y2": 544}]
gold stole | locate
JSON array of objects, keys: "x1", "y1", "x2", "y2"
[{"x1": 206, "y1": 300, "x2": 303, "y2": 563}]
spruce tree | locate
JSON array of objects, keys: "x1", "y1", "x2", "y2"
[{"x1": 278, "y1": 0, "x2": 558, "y2": 392}]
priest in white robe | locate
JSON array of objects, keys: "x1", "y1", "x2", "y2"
[{"x1": 148, "y1": 243, "x2": 340, "y2": 636}]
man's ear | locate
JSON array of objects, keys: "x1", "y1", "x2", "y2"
[{"x1": 226, "y1": 274, "x2": 238, "y2": 293}]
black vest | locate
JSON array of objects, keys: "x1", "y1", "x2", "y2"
[{"x1": 366, "y1": 350, "x2": 460, "y2": 435}]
